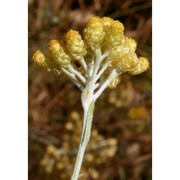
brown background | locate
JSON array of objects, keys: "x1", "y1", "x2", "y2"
[{"x1": 28, "y1": 0, "x2": 152, "y2": 179}]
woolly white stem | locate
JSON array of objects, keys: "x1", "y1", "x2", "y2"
[
  {"x1": 91, "y1": 49, "x2": 102, "y2": 80},
  {"x1": 88, "y1": 60, "x2": 94, "y2": 78},
  {"x1": 92, "y1": 49, "x2": 110, "y2": 84},
  {"x1": 78, "y1": 57, "x2": 87, "y2": 71},
  {"x1": 68, "y1": 64, "x2": 86, "y2": 84},
  {"x1": 101, "y1": 50, "x2": 110, "y2": 60},
  {"x1": 94, "y1": 83, "x2": 100, "y2": 90},
  {"x1": 71, "y1": 101, "x2": 94, "y2": 180},
  {"x1": 94, "y1": 69, "x2": 118, "y2": 100},
  {"x1": 70, "y1": 50, "x2": 116, "y2": 180},
  {"x1": 61, "y1": 68, "x2": 84, "y2": 91},
  {"x1": 94, "y1": 59, "x2": 111, "y2": 84}
]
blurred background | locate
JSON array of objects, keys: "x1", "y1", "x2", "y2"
[{"x1": 28, "y1": 0, "x2": 152, "y2": 179}]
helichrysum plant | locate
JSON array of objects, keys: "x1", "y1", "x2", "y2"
[{"x1": 32, "y1": 16, "x2": 149, "y2": 180}]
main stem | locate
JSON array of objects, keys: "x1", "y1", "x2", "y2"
[
  {"x1": 71, "y1": 101, "x2": 95, "y2": 180},
  {"x1": 71, "y1": 49, "x2": 114, "y2": 179}
]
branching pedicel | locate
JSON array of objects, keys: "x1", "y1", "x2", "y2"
[{"x1": 32, "y1": 16, "x2": 149, "y2": 180}]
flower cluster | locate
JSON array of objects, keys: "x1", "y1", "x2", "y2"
[
  {"x1": 32, "y1": 16, "x2": 150, "y2": 180},
  {"x1": 32, "y1": 16, "x2": 149, "y2": 94}
]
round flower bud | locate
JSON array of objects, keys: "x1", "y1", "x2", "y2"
[
  {"x1": 83, "y1": 16, "x2": 105, "y2": 48},
  {"x1": 32, "y1": 50, "x2": 52, "y2": 72},
  {"x1": 64, "y1": 29, "x2": 87, "y2": 59},
  {"x1": 129, "y1": 57, "x2": 149, "y2": 75},
  {"x1": 125, "y1": 37, "x2": 137, "y2": 52},
  {"x1": 32, "y1": 50, "x2": 46, "y2": 68},
  {"x1": 32, "y1": 50, "x2": 61, "y2": 75},
  {"x1": 48, "y1": 40, "x2": 71, "y2": 67},
  {"x1": 113, "y1": 52, "x2": 139, "y2": 73},
  {"x1": 108, "y1": 76, "x2": 121, "y2": 89},
  {"x1": 101, "y1": 17, "x2": 113, "y2": 31},
  {"x1": 104, "y1": 20, "x2": 125, "y2": 47},
  {"x1": 109, "y1": 43, "x2": 133, "y2": 61}
]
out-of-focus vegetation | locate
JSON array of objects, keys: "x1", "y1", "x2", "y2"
[
  {"x1": 29, "y1": 0, "x2": 152, "y2": 179},
  {"x1": 40, "y1": 111, "x2": 118, "y2": 179}
]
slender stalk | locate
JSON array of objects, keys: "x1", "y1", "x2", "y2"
[
  {"x1": 94, "y1": 60, "x2": 111, "y2": 84},
  {"x1": 94, "y1": 83, "x2": 100, "y2": 90},
  {"x1": 91, "y1": 49, "x2": 110, "y2": 86},
  {"x1": 70, "y1": 48, "x2": 119, "y2": 180},
  {"x1": 68, "y1": 64, "x2": 86, "y2": 84},
  {"x1": 71, "y1": 101, "x2": 95, "y2": 180},
  {"x1": 92, "y1": 49, "x2": 109, "y2": 80},
  {"x1": 94, "y1": 69, "x2": 118, "y2": 100},
  {"x1": 61, "y1": 68, "x2": 84, "y2": 91},
  {"x1": 91, "y1": 48, "x2": 102, "y2": 79},
  {"x1": 88, "y1": 60, "x2": 94, "y2": 78},
  {"x1": 78, "y1": 57, "x2": 87, "y2": 71}
]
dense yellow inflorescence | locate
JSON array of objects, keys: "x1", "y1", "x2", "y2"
[
  {"x1": 32, "y1": 16, "x2": 149, "y2": 88},
  {"x1": 32, "y1": 16, "x2": 150, "y2": 179}
]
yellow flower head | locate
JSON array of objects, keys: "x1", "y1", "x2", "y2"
[
  {"x1": 83, "y1": 16, "x2": 105, "y2": 48},
  {"x1": 104, "y1": 20, "x2": 125, "y2": 47},
  {"x1": 32, "y1": 50, "x2": 46, "y2": 68},
  {"x1": 109, "y1": 42, "x2": 134, "y2": 61},
  {"x1": 64, "y1": 30, "x2": 87, "y2": 59},
  {"x1": 129, "y1": 57, "x2": 150, "y2": 75},
  {"x1": 125, "y1": 37, "x2": 137, "y2": 52},
  {"x1": 109, "y1": 40, "x2": 139, "y2": 73},
  {"x1": 48, "y1": 40, "x2": 71, "y2": 67},
  {"x1": 32, "y1": 50, "x2": 61, "y2": 75},
  {"x1": 119, "y1": 52, "x2": 139, "y2": 72}
]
